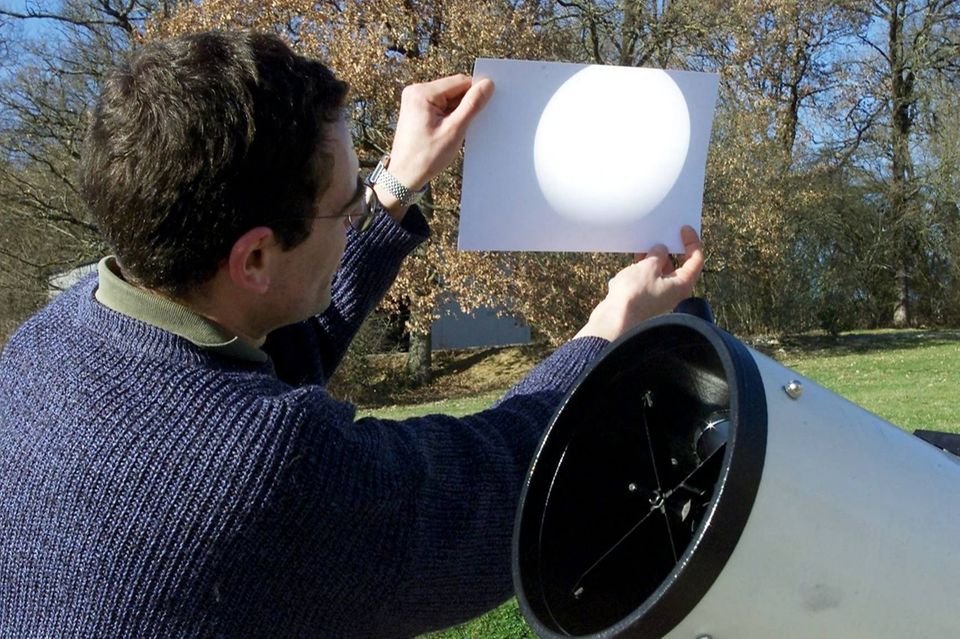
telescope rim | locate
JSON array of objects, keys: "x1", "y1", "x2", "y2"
[{"x1": 512, "y1": 313, "x2": 768, "y2": 638}]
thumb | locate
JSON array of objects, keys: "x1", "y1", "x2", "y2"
[
  {"x1": 670, "y1": 226, "x2": 705, "y2": 286},
  {"x1": 447, "y1": 78, "x2": 495, "y2": 137}
]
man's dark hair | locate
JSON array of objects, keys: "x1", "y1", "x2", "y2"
[{"x1": 80, "y1": 31, "x2": 349, "y2": 296}]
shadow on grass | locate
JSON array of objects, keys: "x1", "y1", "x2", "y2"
[
  {"x1": 747, "y1": 328, "x2": 960, "y2": 359},
  {"x1": 432, "y1": 347, "x2": 503, "y2": 378},
  {"x1": 432, "y1": 343, "x2": 551, "y2": 377},
  {"x1": 338, "y1": 343, "x2": 553, "y2": 410}
]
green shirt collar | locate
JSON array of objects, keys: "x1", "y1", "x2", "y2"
[{"x1": 94, "y1": 256, "x2": 268, "y2": 364}]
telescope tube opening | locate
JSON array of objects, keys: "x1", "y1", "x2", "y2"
[{"x1": 514, "y1": 316, "x2": 767, "y2": 638}]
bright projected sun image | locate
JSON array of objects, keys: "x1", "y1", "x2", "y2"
[
  {"x1": 533, "y1": 67, "x2": 691, "y2": 225},
  {"x1": 459, "y1": 59, "x2": 719, "y2": 253}
]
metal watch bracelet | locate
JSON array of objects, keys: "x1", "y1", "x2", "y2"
[{"x1": 367, "y1": 155, "x2": 427, "y2": 206}]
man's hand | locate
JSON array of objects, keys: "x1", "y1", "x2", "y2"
[
  {"x1": 374, "y1": 74, "x2": 494, "y2": 214},
  {"x1": 575, "y1": 226, "x2": 705, "y2": 342}
]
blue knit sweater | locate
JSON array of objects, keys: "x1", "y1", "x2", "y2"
[{"x1": 0, "y1": 211, "x2": 607, "y2": 638}]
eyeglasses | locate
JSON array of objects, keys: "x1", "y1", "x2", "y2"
[{"x1": 313, "y1": 175, "x2": 380, "y2": 233}]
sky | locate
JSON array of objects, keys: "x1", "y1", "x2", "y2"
[{"x1": 2, "y1": 1, "x2": 71, "y2": 41}]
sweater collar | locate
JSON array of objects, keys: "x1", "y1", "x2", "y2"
[{"x1": 94, "y1": 256, "x2": 267, "y2": 364}]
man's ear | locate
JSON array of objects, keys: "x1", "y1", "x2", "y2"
[{"x1": 227, "y1": 226, "x2": 276, "y2": 294}]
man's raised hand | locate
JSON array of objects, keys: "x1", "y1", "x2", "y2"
[
  {"x1": 383, "y1": 74, "x2": 494, "y2": 196},
  {"x1": 575, "y1": 226, "x2": 705, "y2": 342}
]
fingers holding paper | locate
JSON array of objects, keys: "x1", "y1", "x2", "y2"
[
  {"x1": 576, "y1": 226, "x2": 704, "y2": 342},
  {"x1": 383, "y1": 74, "x2": 494, "y2": 197}
]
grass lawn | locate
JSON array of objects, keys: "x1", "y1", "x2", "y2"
[
  {"x1": 775, "y1": 330, "x2": 959, "y2": 434},
  {"x1": 357, "y1": 328, "x2": 959, "y2": 638},
  {"x1": 356, "y1": 390, "x2": 504, "y2": 420}
]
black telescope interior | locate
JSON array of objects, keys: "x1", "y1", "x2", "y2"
[{"x1": 513, "y1": 315, "x2": 767, "y2": 638}]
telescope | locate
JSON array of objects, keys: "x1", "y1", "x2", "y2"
[{"x1": 512, "y1": 300, "x2": 960, "y2": 638}]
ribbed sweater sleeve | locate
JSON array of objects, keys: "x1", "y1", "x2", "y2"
[
  {"x1": 177, "y1": 336, "x2": 607, "y2": 639},
  {"x1": 263, "y1": 207, "x2": 429, "y2": 385},
  {"x1": 335, "y1": 336, "x2": 608, "y2": 636}
]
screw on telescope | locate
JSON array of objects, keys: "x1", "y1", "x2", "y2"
[{"x1": 784, "y1": 380, "x2": 803, "y2": 399}]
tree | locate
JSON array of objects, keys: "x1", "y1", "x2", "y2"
[
  {"x1": 547, "y1": 0, "x2": 707, "y2": 67},
  {"x1": 675, "y1": 0, "x2": 864, "y2": 333},
  {"x1": 912, "y1": 71, "x2": 960, "y2": 323},
  {"x1": 851, "y1": 0, "x2": 960, "y2": 326},
  {"x1": 0, "y1": 1, "x2": 168, "y2": 342}
]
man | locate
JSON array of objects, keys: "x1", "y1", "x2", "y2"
[{"x1": 0, "y1": 31, "x2": 703, "y2": 638}]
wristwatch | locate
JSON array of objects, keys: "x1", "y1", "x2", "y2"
[{"x1": 367, "y1": 154, "x2": 428, "y2": 206}]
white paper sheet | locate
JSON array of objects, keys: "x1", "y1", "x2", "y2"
[{"x1": 458, "y1": 58, "x2": 719, "y2": 253}]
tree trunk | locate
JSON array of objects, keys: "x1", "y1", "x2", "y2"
[
  {"x1": 893, "y1": 261, "x2": 910, "y2": 328},
  {"x1": 887, "y1": 0, "x2": 915, "y2": 327},
  {"x1": 406, "y1": 328, "x2": 432, "y2": 386}
]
